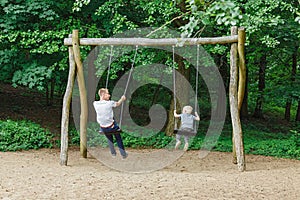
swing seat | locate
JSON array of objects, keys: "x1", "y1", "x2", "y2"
[
  {"x1": 99, "y1": 128, "x2": 123, "y2": 135},
  {"x1": 173, "y1": 128, "x2": 197, "y2": 136}
]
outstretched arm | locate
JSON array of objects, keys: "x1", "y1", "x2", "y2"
[
  {"x1": 116, "y1": 95, "x2": 126, "y2": 107},
  {"x1": 194, "y1": 112, "x2": 200, "y2": 121},
  {"x1": 174, "y1": 110, "x2": 181, "y2": 118}
]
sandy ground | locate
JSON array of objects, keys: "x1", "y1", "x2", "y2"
[{"x1": 1, "y1": 148, "x2": 300, "y2": 200}]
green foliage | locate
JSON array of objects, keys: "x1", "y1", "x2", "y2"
[
  {"x1": 83, "y1": 122, "x2": 173, "y2": 149},
  {"x1": 94, "y1": 0, "x2": 139, "y2": 35},
  {"x1": 137, "y1": 0, "x2": 181, "y2": 27},
  {"x1": 243, "y1": 131, "x2": 300, "y2": 160},
  {"x1": 86, "y1": 123, "x2": 109, "y2": 147},
  {"x1": 208, "y1": 122, "x2": 300, "y2": 160},
  {"x1": 75, "y1": 119, "x2": 300, "y2": 160},
  {"x1": 55, "y1": 127, "x2": 83, "y2": 147},
  {"x1": 121, "y1": 131, "x2": 173, "y2": 149},
  {"x1": 72, "y1": 0, "x2": 91, "y2": 12},
  {"x1": 0, "y1": 0, "x2": 70, "y2": 93},
  {"x1": 12, "y1": 63, "x2": 52, "y2": 91},
  {"x1": 0, "y1": 119, "x2": 54, "y2": 151},
  {"x1": 1, "y1": 0, "x2": 299, "y2": 124},
  {"x1": 289, "y1": 130, "x2": 300, "y2": 158},
  {"x1": 70, "y1": 128, "x2": 81, "y2": 145},
  {"x1": 206, "y1": 0, "x2": 244, "y2": 26},
  {"x1": 181, "y1": 0, "x2": 245, "y2": 38},
  {"x1": 0, "y1": 0, "x2": 58, "y2": 32},
  {"x1": 0, "y1": 50, "x2": 19, "y2": 82},
  {"x1": 17, "y1": 30, "x2": 69, "y2": 54}
]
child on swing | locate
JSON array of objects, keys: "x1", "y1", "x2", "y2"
[
  {"x1": 174, "y1": 105, "x2": 200, "y2": 151},
  {"x1": 93, "y1": 88, "x2": 128, "y2": 159}
]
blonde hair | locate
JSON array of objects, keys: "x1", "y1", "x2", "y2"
[
  {"x1": 182, "y1": 105, "x2": 193, "y2": 114},
  {"x1": 98, "y1": 88, "x2": 108, "y2": 98}
]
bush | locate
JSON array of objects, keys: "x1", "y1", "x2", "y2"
[
  {"x1": 287, "y1": 130, "x2": 300, "y2": 159},
  {"x1": 0, "y1": 119, "x2": 54, "y2": 151}
]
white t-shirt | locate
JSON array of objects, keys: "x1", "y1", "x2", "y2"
[{"x1": 93, "y1": 100, "x2": 116, "y2": 127}]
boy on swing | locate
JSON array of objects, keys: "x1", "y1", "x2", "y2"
[
  {"x1": 93, "y1": 88, "x2": 128, "y2": 159},
  {"x1": 174, "y1": 105, "x2": 200, "y2": 151}
]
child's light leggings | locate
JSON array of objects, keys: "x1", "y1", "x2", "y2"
[{"x1": 176, "y1": 134, "x2": 189, "y2": 143}]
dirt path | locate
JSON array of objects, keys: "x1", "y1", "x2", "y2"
[{"x1": 1, "y1": 148, "x2": 300, "y2": 200}]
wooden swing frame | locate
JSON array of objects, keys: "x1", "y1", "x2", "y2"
[{"x1": 60, "y1": 26, "x2": 246, "y2": 172}]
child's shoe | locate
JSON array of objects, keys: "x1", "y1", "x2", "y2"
[
  {"x1": 183, "y1": 143, "x2": 189, "y2": 151},
  {"x1": 175, "y1": 141, "x2": 181, "y2": 150}
]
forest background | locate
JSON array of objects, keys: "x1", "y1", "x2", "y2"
[{"x1": 0, "y1": 0, "x2": 299, "y2": 159}]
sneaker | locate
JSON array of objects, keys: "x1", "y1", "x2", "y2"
[
  {"x1": 183, "y1": 143, "x2": 189, "y2": 151},
  {"x1": 122, "y1": 153, "x2": 128, "y2": 159},
  {"x1": 175, "y1": 141, "x2": 181, "y2": 150},
  {"x1": 111, "y1": 153, "x2": 117, "y2": 158}
]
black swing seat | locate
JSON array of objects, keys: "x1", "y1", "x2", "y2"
[
  {"x1": 173, "y1": 128, "x2": 197, "y2": 136},
  {"x1": 99, "y1": 129, "x2": 123, "y2": 135}
]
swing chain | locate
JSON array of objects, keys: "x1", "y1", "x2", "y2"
[
  {"x1": 119, "y1": 45, "x2": 139, "y2": 128},
  {"x1": 194, "y1": 44, "x2": 200, "y2": 131},
  {"x1": 173, "y1": 45, "x2": 200, "y2": 133},
  {"x1": 105, "y1": 45, "x2": 114, "y2": 89}
]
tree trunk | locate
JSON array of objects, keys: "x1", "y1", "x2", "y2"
[
  {"x1": 285, "y1": 45, "x2": 298, "y2": 121},
  {"x1": 50, "y1": 77, "x2": 55, "y2": 106},
  {"x1": 151, "y1": 73, "x2": 165, "y2": 105},
  {"x1": 253, "y1": 54, "x2": 266, "y2": 118},
  {"x1": 285, "y1": 100, "x2": 292, "y2": 121},
  {"x1": 46, "y1": 82, "x2": 49, "y2": 106},
  {"x1": 213, "y1": 54, "x2": 229, "y2": 120},
  {"x1": 292, "y1": 45, "x2": 298, "y2": 121},
  {"x1": 296, "y1": 100, "x2": 300, "y2": 122},
  {"x1": 44, "y1": 73, "x2": 54, "y2": 107},
  {"x1": 165, "y1": 98, "x2": 175, "y2": 135},
  {"x1": 214, "y1": 78, "x2": 227, "y2": 120},
  {"x1": 165, "y1": 54, "x2": 190, "y2": 135},
  {"x1": 176, "y1": 55, "x2": 190, "y2": 106}
]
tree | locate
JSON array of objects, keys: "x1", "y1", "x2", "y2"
[
  {"x1": 253, "y1": 52, "x2": 266, "y2": 118},
  {"x1": 237, "y1": 0, "x2": 300, "y2": 119},
  {"x1": 0, "y1": 0, "x2": 107, "y2": 104},
  {"x1": 0, "y1": 0, "x2": 71, "y2": 104},
  {"x1": 1, "y1": 0, "x2": 299, "y2": 122},
  {"x1": 285, "y1": 45, "x2": 298, "y2": 121}
]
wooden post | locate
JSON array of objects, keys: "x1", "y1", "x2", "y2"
[
  {"x1": 72, "y1": 30, "x2": 88, "y2": 158},
  {"x1": 60, "y1": 34, "x2": 76, "y2": 165},
  {"x1": 230, "y1": 26, "x2": 245, "y2": 172},
  {"x1": 87, "y1": 46, "x2": 97, "y2": 123},
  {"x1": 238, "y1": 27, "x2": 246, "y2": 110},
  {"x1": 64, "y1": 36, "x2": 238, "y2": 46},
  {"x1": 231, "y1": 27, "x2": 238, "y2": 165}
]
